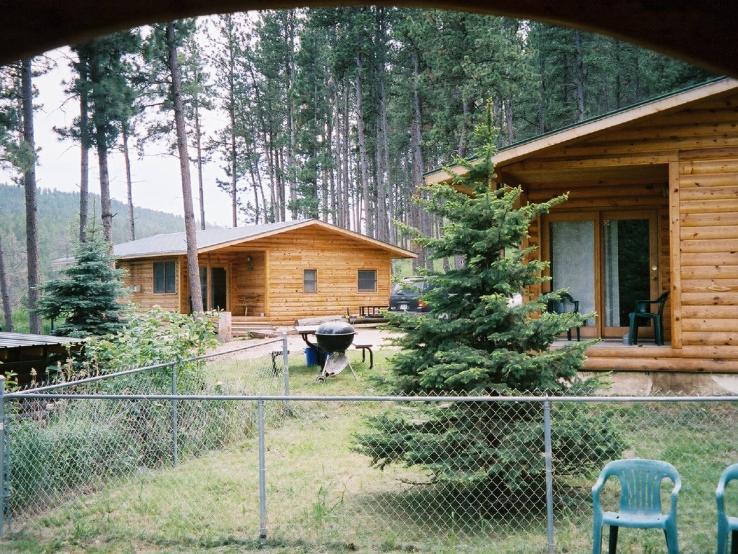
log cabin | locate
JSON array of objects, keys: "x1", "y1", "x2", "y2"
[
  {"x1": 425, "y1": 77, "x2": 738, "y2": 372},
  {"x1": 114, "y1": 219, "x2": 415, "y2": 332}
]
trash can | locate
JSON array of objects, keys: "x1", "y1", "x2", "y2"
[{"x1": 305, "y1": 346, "x2": 320, "y2": 366}]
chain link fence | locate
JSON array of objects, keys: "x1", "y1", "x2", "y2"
[{"x1": 1, "y1": 383, "x2": 737, "y2": 552}]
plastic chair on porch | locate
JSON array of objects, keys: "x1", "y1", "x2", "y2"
[
  {"x1": 627, "y1": 291, "x2": 669, "y2": 346},
  {"x1": 716, "y1": 463, "x2": 738, "y2": 554},
  {"x1": 546, "y1": 292, "x2": 581, "y2": 341},
  {"x1": 592, "y1": 458, "x2": 681, "y2": 554}
]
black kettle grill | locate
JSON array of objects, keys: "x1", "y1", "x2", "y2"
[
  {"x1": 314, "y1": 321, "x2": 356, "y2": 379},
  {"x1": 315, "y1": 321, "x2": 355, "y2": 353}
]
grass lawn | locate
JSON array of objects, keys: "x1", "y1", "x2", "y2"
[{"x1": 3, "y1": 348, "x2": 738, "y2": 552}]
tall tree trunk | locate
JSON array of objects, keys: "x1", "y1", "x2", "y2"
[
  {"x1": 0, "y1": 236, "x2": 13, "y2": 332},
  {"x1": 536, "y1": 47, "x2": 547, "y2": 133},
  {"x1": 227, "y1": 30, "x2": 238, "y2": 228},
  {"x1": 21, "y1": 58, "x2": 41, "y2": 334},
  {"x1": 89, "y1": 55, "x2": 114, "y2": 246},
  {"x1": 94, "y1": 124, "x2": 113, "y2": 245},
  {"x1": 355, "y1": 55, "x2": 371, "y2": 236},
  {"x1": 410, "y1": 49, "x2": 427, "y2": 270},
  {"x1": 504, "y1": 98, "x2": 515, "y2": 144},
  {"x1": 342, "y1": 81, "x2": 350, "y2": 229},
  {"x1": 374, "y1": 7, "x2": 390, "y2": 242},
  {"x1": 573, "y1": 30, "x2": 586, "y2": 121},
  {"x1": 459, "y1": 93, "x2": 469, "y2": 157},
  {"x1": 167, "y1": 22, "x2": 203, "y2": 313},
  {"x1": 78, "y1": 62, "x2": 90, "y2": 243},
  {"x1": 122, "y1": 124, "x2": 135, "y2": 241},
  {"x1": 285, "y1": 11, "x2": 297, "y2": 219},
  {"x1": 194, "y1": 100, "x2": 206, "y2": 230}
]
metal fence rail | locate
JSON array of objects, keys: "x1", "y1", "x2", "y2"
[{"x1": 1, "y1": 387, "x2": 737, "y2": 552}]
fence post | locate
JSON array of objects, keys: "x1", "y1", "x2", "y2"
[
  {"x1": 281, "y1": 332, "x2": 290, "y2": 410},
  {"x1": 171, "y1": 363, "x2": 178, "y2": 467},
  {"x1": 257, "y1": 399, "x2": 268, "y2": 540},
  {"x1": 543, "y1": 397, "x2": 555, "y2": 554},
  {"x1": 0, "y1": 376, "x2": 6, "y2": 537}
]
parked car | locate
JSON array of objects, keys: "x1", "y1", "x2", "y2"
[{"x1": 389, "y1": 277, "x2": 431, "y2": 313}]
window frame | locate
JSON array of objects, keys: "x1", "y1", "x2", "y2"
[
  {"x1": 303, "y1": 268, "x2": 318, "y2": 294},
  {"x1": 153, "y1": 260, "x2": 177, "y2": 294},
  {"x1": 357, "y1": 269, "x2": 377, "y2": 293}
]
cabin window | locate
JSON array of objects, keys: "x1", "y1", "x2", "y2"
[
  {"x1": 304, "y1": 269, "x2": 317, "y2": 293},
  {"x1": 153, "y1": 261, "x2": 176, "y2": 294},
  {"x1": 358, "y1": 270, "x2": 377, "y2": 292}
]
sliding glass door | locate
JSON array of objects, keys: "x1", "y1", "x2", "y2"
[
  {"x1": 547, "y1": 214, "x2": 598, "y2": 337},
  {"x1": 602, "y1": 213, "x2": 659, "y2": 337},
  {"x1": 545, "y1": 210, "x2": 659, "y2": 339}
]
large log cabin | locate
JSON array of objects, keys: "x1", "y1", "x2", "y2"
[
  {"x1": 114, "y1": 220, "x2": 415, "y2": 331},
  {"x1": 425, "y1": 77, "x2": 738, "y2": 372}
]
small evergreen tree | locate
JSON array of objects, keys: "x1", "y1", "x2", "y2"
[
  {"x1": 38, "y1": 232, "x2": 126, "y2": 337},
  {"x1": 355, "y1": 150, "x2": 624, "y2": 506}
]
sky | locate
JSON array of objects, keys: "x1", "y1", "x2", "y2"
[{"x1": 0, "y1": 46, "x2": 235, "y2": 228}]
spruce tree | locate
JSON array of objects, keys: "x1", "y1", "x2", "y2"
[
  {"x1": 37, "y1": 232, "x2": 126, "y2": 337},
  {"x1": 355, "y1": 147, "x2": 624, "y2": 505}
]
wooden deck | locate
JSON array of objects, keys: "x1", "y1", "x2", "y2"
[{"x1": 552, "y1": 339, "x2": 738, "y2": 372}]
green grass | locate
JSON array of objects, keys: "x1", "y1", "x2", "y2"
[{"x1": 3, "y1": 351, "x2": 738, "y2": 552}]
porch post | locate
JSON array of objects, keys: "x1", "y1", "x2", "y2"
[{"x1": 668, "y1": 160, "x2": 682, "y2": 349}]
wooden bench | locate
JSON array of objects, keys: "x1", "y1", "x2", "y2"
[{"x1": 354, "y1": 343, "x2": 374, "y2": 369}]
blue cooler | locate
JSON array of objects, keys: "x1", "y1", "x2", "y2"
[{"x1": 304, "y1": 346, "x2": 320, "y2": 366}]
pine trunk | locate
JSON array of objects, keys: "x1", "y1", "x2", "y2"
[
  {"x1": 573, "y1": 30, "x2": 586, "y2": 121},
  {"x1": 122, "y1": 124, "x2": 135, "y2": 241},
  {"x1": 228, "y1": 34, "x2": 238, "y2": 228},
  {"x1": 78, "y1": 62, "x2": 90, "y2": 243},
  {"x1": 95, "y1": 125, "x2": 113, "y2": 245},
  {"x1": 410, "y1": 49, "x2": 426, "y2": 270},
  {"x1": 355, "y1": 56, "x2": 372, "y2": 236},
  {"x1": 21, "y1": 58, "x2": 41, "y2": 334},
  {"x1": 0, "y1": 235, "x2": 13, "y2": 331},
  {"x1": 459, "y1": 93, "x2": 469, "y2": 157},
  {"x1": 342, "y1": 81, "x2": 350, "y2": 229},
  {"x1": 285, "y1": 11, "x2": 297, "y2": 219},
  {"x1": 194, "y1": 100, "x2": 206, "y2": 229},
  {"x1": 374, "y1": 7, "x2": 390, "y2": 243},
  {"x1": 167, "y1": 22, "x2": 203, "y2": 313}
]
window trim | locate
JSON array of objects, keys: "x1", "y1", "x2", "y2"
[
  {"x1": 357, "y1": 269, "x2": 377, "y2": 293},
  {"x1": 303, "y1": 268, "x2": 318, "y2": 294},
  {"x1": 153, "y1": 259, "x2": 177, "y2": 294}
]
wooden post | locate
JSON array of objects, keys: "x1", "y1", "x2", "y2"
[{"x1": 668, "y1": 160, "x2": 683, "y2": 349}]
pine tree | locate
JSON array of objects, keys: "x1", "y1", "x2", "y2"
[
  {"x1": 354, "y1": 139, "x2": 623, "y2": 503},
  {"x1": 37, "y1": 232, "x2": 126, "y2": 337}
]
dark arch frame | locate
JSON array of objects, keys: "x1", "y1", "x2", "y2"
[{"x1": 2, "y1": 1, "x2": 737, "y2": 76}]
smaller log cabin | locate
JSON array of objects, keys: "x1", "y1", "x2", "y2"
[
  {"x1": 115, "y1": 219, "x2": 415, "y2": 327},
  {"x1": 425, "y1": 77, "x2": 738, "y2": 373}
]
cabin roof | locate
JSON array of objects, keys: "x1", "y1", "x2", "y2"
[
  {"x1": 113, "y1": 219, "x2": 416, "y2": 260},
  {"x1": 0, "y1": 332, "x2": 83, "y2": 349},
  {"x1": 424, "y1": 76, "x2": 738, "y2": 184}
]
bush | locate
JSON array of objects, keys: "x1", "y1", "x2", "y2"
[{"x1": 9, "y1": 405, "x2": 140, "y2": 510}]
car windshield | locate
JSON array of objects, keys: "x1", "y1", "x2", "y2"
[{"x1": 393, "y1": 280, "x2": 425, "y2": 295}]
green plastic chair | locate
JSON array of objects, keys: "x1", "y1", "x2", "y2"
[
  {"x1": 716, "y1": 463, "x2": 738, "y2": 554},
  {"x1": 628, "y1": 291, "x2": 669, "y2": 346},
  {"x1": 546, "y1": 292, "x2": 581, "y2": 341},
  {"x1": 592, "y1": 458, "x2": 681, "y2": 554}
]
